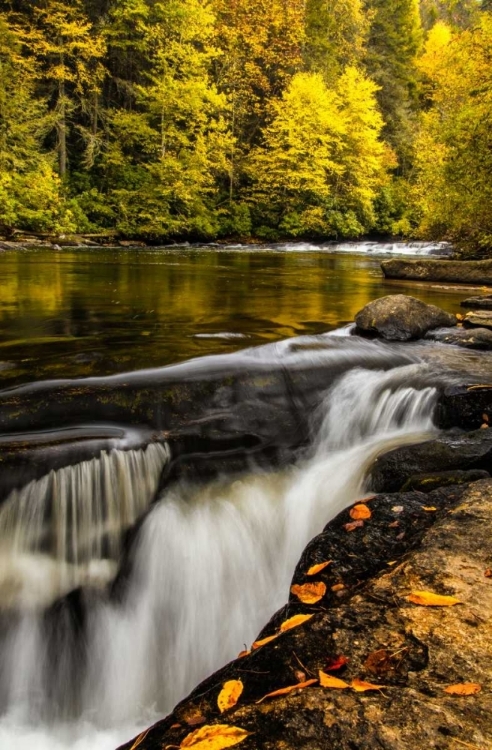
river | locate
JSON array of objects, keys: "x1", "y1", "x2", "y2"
[{"x1": 0, "y1": 241, "x2": 474, "y2": 749}]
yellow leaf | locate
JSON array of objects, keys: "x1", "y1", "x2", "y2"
[
  {"x1": 180, "y1": 724, "x2": 250, "y2": 749},
  {"x1": 444, "y1": 683, "x2": 481, "y2": 696},
  {"x1": 279, "y1": 614, "x2": 314, "y2": 633},
  {"x1": 237, "y1": 650, "x2": 250, "y2": 659},
  {"x1": 331, "y1": 583, "x2": 345, "y2": 592},
  {"x1": 318, "y1": 670, "x2": 350, "y2": 689},
  {"x1": 290, "y1": 582, "x2": 326, "y2": 604},
  {"x1": 349, "y1": 504, "x2": 372, "y2": 520},
  {"x1": 256, "y1": 679, "x2": 317, "y2": 703},
  {"x1": 307, "y1": 561, "x2": 332, "y2": 576},
  {"x1": 422, "y1": 506, "x2": 437, "y2": 512},
  {"x1": 406, "y1": 591, "x2": 461, "y2": 607},
  {"x1": 252, "y1": 634, "x2": 277, "y2": 649},
  {"x1": 351, "y1": 678, "x2": 387, "y2": 692},
  {"x1": 217, "y1": 680, "x2": 243, "y2": 714}
]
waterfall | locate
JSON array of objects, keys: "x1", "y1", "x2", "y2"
[
  {"x1": 0, "y1": 442, "x2": 170, "y2": 610},
  {"x1": 0, "y1": 364, "x2": 438, "y2": 750}
]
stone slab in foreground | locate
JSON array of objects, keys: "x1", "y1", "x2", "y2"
[
  {"x1": 382, "y1": 258, "x2": 492, "y2": 285},
  {"x1": 118, "y1": 480, "x2": 492, "y2": 750}
]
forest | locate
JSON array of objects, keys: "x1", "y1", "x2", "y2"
[{"x1": 0, "y1": 0, "x2": 491, "y2": 254}]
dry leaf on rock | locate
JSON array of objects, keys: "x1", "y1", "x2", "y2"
[
  {"x1": 444, "y1": 683, "x2": 481, "y2": 696},
  {"x1": 331, "y1": 583, "x2": 345, "y2": 592},
  {"x1": 279, "y1": 614, "x2": 314, "y2": 632},
  {"x1": 484, "y1": 569, "x2": 492, "y2": 578},
  {"x1": 325, "y1": 656, "x2": 348, "y2": 671},
  {"x1": 237, "y1": 650, "x2": 250, "y2": 659},
  {"x1": 344, "y1": 520, "x2": 364, "y2": 532},
  {"x1": 307, "y1": 561, "x2": 332, "y2": 576},
  {"x1": 180, "y1": 724, "x2": 250, "y2": 749},
  {"x1": 319, "y1": 670, "x2": 350, "y2": 689},
  {"x1": 350, "y1": 504, "x2": 372, "y2": 520},
  {"x1": 290, "y1": 582, "x2": 326, "y2": 604},
  {"x1": 422, "y1": 506, "x2": 437, "y2": 512},
  {"x1": 252, "y1": 634, "x2": 277, "y2": 649},
  {"x1": 351, "y1": 678, "x2": 387, "y2": 692},
  {"x1": 218, "y1": 680, "x2": 243, "y2": 713},
  {"x1": 406, "y1": 591, "x2": 461, "y2": 607},
  {"x1": 256, "y1": 679, "x2": 317, "y2": 704}
]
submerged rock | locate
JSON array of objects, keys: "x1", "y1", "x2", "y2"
[
  {"x1": 118, "y1": 480, "x2": 492, "y2": 750},
  {"x1": 355, "y1": 294, "x2": 456, "y2": 341},
  {"x1": 461, "y1": 294, "x2": 492, "y2": 310},
  {"x1": 425, "y1": 325, "x2": 492, "y2": 350},
  {"x1": 463, "y1": 310, "x2": 492, "y2": 330},
  {"x1": 382, "y1": 257, "x2": 492, "y2": 285}
]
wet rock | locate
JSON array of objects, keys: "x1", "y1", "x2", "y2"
[
  {"x1": 118, "y1": 480, "x2": 492, "y2": 750},
  {"x1": 401, "y1": 469, "x2": 490, "y2": 492},
  {"x1": 382, "y1": 257, "x2": 492, "y2": 285},
  {"x1": 370, "y1": 429, "x2": 492, "y2": 493},
  {"x1": 460, "y1": 294, "x2": 492, "y2": 310},
  {"x1": 437, "y1": 383, "x2": 492, "y2": 430},
  {"x1": 355, "y1": 295, "x2": 456, "y2": 341},
  {"x1": 425, "y1": 326, "x2": 492, "y2": 350},
  {"x1": 463, "y1": 310, "x2": 492, "y2": 330}
]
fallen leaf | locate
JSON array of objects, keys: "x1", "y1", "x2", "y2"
[
  {"x1": 406, "y1": 591, "x2": 461, "y2": 607},
  {"x1": 331, "y1": 583, "x2": 345, "y2": 592},
  {"x1": 307, "y1": 561, "x2": 332, "y2": 576},
  {"x1": 388, "y1": 521, "x2": 399, "y2": 528},
  {"x1": 319, "y1": 670, "x2": 350, "y2": 689},
  {"x1": 422, "y1": 506, "x2": 437, "y2": 512},
  {"x1": 444, "y1": 683, "x2": 481, "y2": 696},
  {"x1": 481, "y1": 423, "x2": 489, "y2": 429},
  {"x1": 290, "y1": 582, "x2": 326, "y2": 604},
  {"x1": 350, "y1": 504, "x2": 372, "y2": 520},
  {"x1": 482, "y1": 413, "x2": 489, "y2": 423},
  {"x1": 279, "y1": 614, "x2": 314, "y2": 632},
  {"x1": 256, "y1": 679, "x2": 317, "y2": 703},
  {"x1": 484, "y1": 569, "x2": 492, "y2": 578},
  {"x1": 185, "y1": 715, "x2": 207, "y2": 727},
  {"x1": 364, "y1": 649, "x2": 397, "y2": 676},
  {"x1": 171, "y1": 724, "x2": 182, "y2": 730},
  {"x1": 252, "y1": 634, "x2": 277, "y2": 649},
  {"x1": 391, "y1": 506, "x2": 404, "y2": 514},
  {"x1": 344, "y1": 520, "x2": 364, "y2": 532},
  {"x1": 218, "y1": 680, "x2": 243, "y2": 714},
  {"x1": 294, "y1": 670, "x2": 306, "y2": 682},
  {"x1": 237, "y1": 650, "x2": 250, "y2": 659},
  {"x1": 325, "y1": 656, "x2": 349, "y2": 671},
  {"x1": 180, "y1": 724, "x2": 250, "y2": 749},
  {"x1": 351, "y1": 678, "x2": 387, "y2": 692},
  {"x1": 128, "y1": 729, "x2": 151, "y2": 750}
]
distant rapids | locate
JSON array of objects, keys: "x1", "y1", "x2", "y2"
[{"x1": 0, "y1": 348, "x2": 440, "y2": 750}]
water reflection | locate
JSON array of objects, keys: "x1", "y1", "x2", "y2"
[{"x1": 0, "y1": 245, "x2": 468, "y2": 385}]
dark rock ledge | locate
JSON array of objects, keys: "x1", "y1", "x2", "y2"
[
  {"x1": 118, "y1": 479, "x2": 492, "y2": 750},
  {"x1": 381, "y1": 258, "x2": 492, "y2": 286}
]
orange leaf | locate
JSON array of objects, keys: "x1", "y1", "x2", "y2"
[
  {"x1": 484, "y1": 569, "x2": 492, "y2": 578},
  {"x1": 252, "y1": 634, "x2": 277, "y2": 649},
  {"x1": 344, "y1": 520, "x2": 364, "y2": 532},
  {"x1": 444, "y1": 683, "x2": 481, "y2": 696},
  {"x1": 279, "y1": 614, "x2": 314, "y2": 633},
  {"x1": 237, "y1": 650, "x2": 250, "y2": 659},
  {"x1": 422, "y1": 506, "x2": 437, "y2": 512},
  {"x1": 218, "y1": 680, "x2": 243, "y2": 714},
  {"x1": 325, "y1": 656, "x2": 348, "y2": 671},
  {"x1": 128, "y1": 729, "x2": 151, "y2": 750},
  {"x1": 290, "y1": 582, "x2": 326, "y2": 604},
  {"x1": 331, "y1": 583, "x2": 345, "y2": 592},
  {"x1": 180, "y1": 724, "x2": 250, "y2": 749},
  {"x1": 256, "y1": 679, "x2": 317, "y2": 704},
  {"x1": 307, "y1": 561, "x2": 332, "y2": 576},
  {"x1": 351, "y1": 678, "x2": 387, "y2": 692},
  {"x1": 319, "y1": 670, "x2": 350, "y2": 689},
  {"x1": 350, "y1": 504, "x2": 372, "y2": 520},
  {"x1": 406, "y1": 591, "x2": 461, "y2": 607}
]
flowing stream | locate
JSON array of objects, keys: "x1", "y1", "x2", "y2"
[{"x1": 0, "y1": 355, "x2": 440, "y2": 750}]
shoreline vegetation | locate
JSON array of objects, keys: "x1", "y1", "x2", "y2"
[{"x1": 1, "y1": 1, "x2": 491, "y2": 257}]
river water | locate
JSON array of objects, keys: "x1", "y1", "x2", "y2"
[{"x1": 0, "y1": 241, "x2": 473, "y2": 749}]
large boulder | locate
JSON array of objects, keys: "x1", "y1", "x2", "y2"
[
  {"x1": 118, "y1": 480, "x2": 492, "y2": 750},
  {"x1": 355, "y1": 294, "x2": 456, "y2": 341},
  {"x1": 463, "y1": 310, "x2": 492, "y2": 330},
  {"x1": 381, "y1": 257, "x2": 492, "y2": 285}
]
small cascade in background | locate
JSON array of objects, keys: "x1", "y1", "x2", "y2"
[
  {"x1": 0, "y1": 442, "x2": 170, "y2": 609},
  {"x1": 0, "y1": 361, "x2": 440, "y2": 750}
]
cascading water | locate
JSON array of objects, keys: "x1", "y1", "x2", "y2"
[{"x1": 0, "y1": 361, "x2": 439, "y2": 750}]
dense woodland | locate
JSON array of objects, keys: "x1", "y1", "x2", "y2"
[{"x1": 0, "y1": 0, "x2": 491, "y2": 254}]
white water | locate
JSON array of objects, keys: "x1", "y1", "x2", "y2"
[{"x1": 0, "y1": 364, "x2": 438, "y2": 750}]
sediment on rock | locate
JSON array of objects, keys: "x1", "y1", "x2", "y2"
[{"x1": 118, "y1": 480, "x2": 492, "y2": 750}]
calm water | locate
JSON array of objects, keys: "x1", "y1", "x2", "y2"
[{"x1": 0, "y1": 241, "x2": 469, "y2": 386}]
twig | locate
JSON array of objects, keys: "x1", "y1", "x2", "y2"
[{"x1": 292, "y1": 651, "x2": 315, "y2": 677}]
